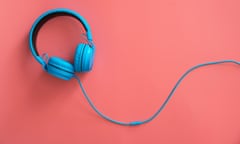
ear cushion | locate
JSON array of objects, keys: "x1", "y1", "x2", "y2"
[
  {"x1": 74, "y1": 44, "x2": 94, "y2": 72},
  {"x1": 82, "y1": 44, "x2": 94, "y2": 72},
  {"x1": 46, "y1": 57, "x2": 74, "y2": 80},
  {"x1": 74, "y1": 44, "x2": 85, "y2": 72}
]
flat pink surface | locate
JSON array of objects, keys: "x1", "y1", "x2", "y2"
[{"x1": 1, "y1": 0, "x2": 240, "y2": 144}]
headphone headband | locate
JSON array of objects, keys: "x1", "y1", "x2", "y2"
[{"x1": 29, "y1": 8, "x2": 93, "y2": 66}]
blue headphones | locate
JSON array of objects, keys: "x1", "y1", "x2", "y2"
[
  {"x1": 29, "y1": 8, "x2": 95, "y2": 80},
  {"x1": 29, "y1": 8, "x2": 240, "y2": 126}
]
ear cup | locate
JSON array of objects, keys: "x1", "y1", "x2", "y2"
[
  {"x1": 74, "y1": 44, "x2": 94, "y2": 72},
  {"x1": 82, "y1": 44, "x2": 94, "y2": 72},
  {"x1": 74, "y1": 44, "x2": 85, "y2": 72},
  {"x1": 46, "y1": 57, "x2": 74, "y2": 80}
]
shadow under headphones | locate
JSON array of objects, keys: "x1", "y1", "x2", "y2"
[{"x1": 29, "y1": 8, "x2": 240, "y2": 126}]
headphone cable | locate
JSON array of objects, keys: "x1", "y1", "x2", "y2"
[{"x1": 74, "y1": 59, "x2": 240, "y2": 126}]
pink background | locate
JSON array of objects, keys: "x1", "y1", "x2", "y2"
[{"x1": 1, "y1": 0, "x2": 240, "y2": 144}]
